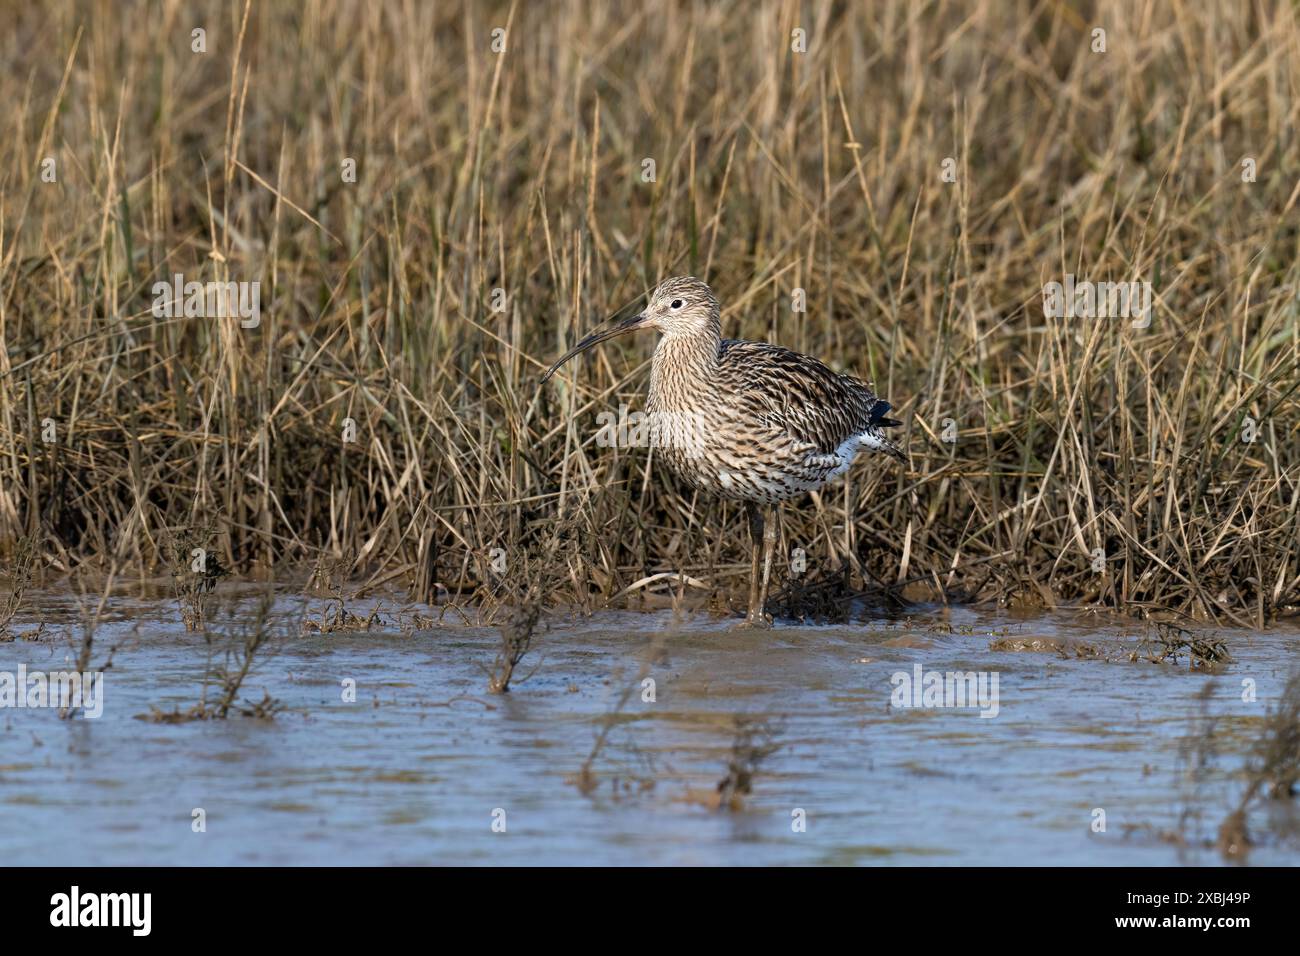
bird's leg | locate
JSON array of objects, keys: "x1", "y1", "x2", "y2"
[
  {"x1": 745, "y1": 501, "x2": 763, "y2": 625},
  {"x1": 756, "y1": 505, "x2": 777, "y2": 626}
]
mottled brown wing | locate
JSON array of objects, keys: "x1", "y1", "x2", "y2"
[{"x1": 715, "y1": 340, "x2": 890, "y2": 454}]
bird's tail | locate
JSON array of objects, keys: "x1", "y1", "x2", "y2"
[
  {"x1": 859, "y1": 427, "x2": 907, "y2": 464},
  {"x1": 878, "y1": 436, "x2": 907, "y2": 463},
  {"x1": 865, "y1": 400, "x2": 905, "y2": 462}
]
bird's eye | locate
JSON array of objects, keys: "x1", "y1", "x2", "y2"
[{"x1": 670, "y1": 299, "x2": 684, "y2": 310}]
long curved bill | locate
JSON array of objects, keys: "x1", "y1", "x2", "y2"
[{"x1": 540, "y1": 312, "x2": 648, "y2": 383}]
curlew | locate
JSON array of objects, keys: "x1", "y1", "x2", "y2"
[{"x1": 542, "y1": 276, "x2": 905, "y2": 626}]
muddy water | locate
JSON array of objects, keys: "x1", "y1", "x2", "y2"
[{"x1": 1, "y1": 590, "x2": 1297, "y2": 865}]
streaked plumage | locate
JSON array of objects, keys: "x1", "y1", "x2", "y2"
[{"x1": 543, "y1": 275, "x2": 905, "y2": 625}]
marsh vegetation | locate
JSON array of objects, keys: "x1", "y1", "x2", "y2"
[{"x1": 0, "y1": 1, "x2": 1295, "y2": 626}]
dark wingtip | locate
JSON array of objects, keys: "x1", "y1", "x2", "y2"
[{"x1": 869, "y1": 400, "x2": 897, "y2": 425}]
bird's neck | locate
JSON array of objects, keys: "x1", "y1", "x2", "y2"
[{"x1": 649, "y1": 327, "x2": 721, "y2": 409}]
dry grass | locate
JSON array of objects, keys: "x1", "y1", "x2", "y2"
[
  {"x1": 1, "y1": 1, "x2": 1298, "y2": 623},
  {"x1": 0, "y1": 534, "x2": 39, "y2": 640}
]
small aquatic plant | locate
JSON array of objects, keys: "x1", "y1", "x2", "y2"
[
  {"x1": 569, "y1": 629, "x2": 673, "y2": 797},
  {"x1": 0, "y1": 534, "x2": 40, "y2": 642},
  {"x1": 163, "y1": 524, "x2": 228, "y2": 633},
  {"x1": 143, "y1": 592, "x2": 282, "y2": 722},
  {"x1": 1217, "y1": 671, "x2": 1300, "y2": 859},
  {"x1": 1152, "y1": 676, "x2": 1300, "y2": 860},
  {"x1": 59, "y1": 568, "x2": 130, "y2": 719},
  {"x1": 1135, "y1": 621, "x2": 1230, "y2": 671},
  {"x1": 301, "y1": 593, "x2": 385, "y2": 634},
  {"x1": 713, "y1": 717, "x2": 781, "y2": 811},
  {"x1": 487, "y1": 596, "x2": 542, "y2": 694}
]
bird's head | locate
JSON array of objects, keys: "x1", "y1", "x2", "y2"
[{"x1": 541, "y1": 276, "x2": 719, "y2": 383}]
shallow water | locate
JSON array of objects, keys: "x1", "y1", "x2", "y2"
[{"x1": 2, "y1": 590, "x2": 1298, "y2": 865}]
